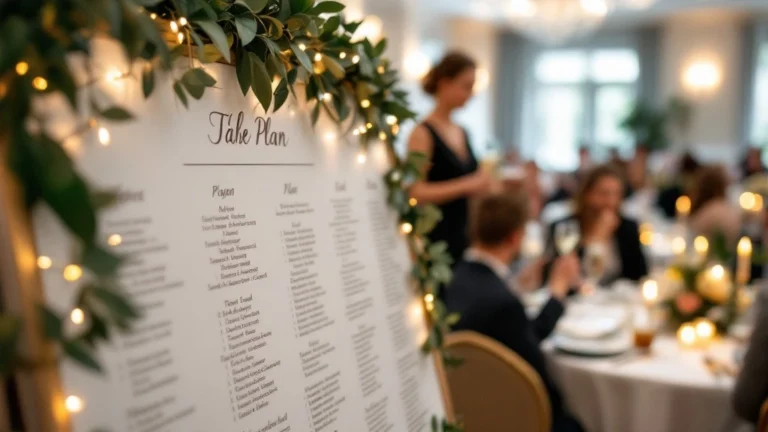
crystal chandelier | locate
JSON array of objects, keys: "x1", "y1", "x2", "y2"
[{"x1": 505, "y1": 0, "x2": 610, "y2": 45}]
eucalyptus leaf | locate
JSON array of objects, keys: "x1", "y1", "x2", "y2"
[
  {"x1": 311, "y1": 103, "x2": 321, "y2": 126},
  {"x1": 195, "y1": 20, "x2": 231, "y2": 63},
  {"x1": 173, "y1": 81, "x2": 189, "y2": 107},
  {"x1": 309, "y1": 1, "x2": 345, "y2": 15},
  {"x1": 374, "y1": 38, "x2": 388, "y2": 57},
  {"x1": 81, "y1": 245, "x2": 122, "y2": 277},
  {"x1": 236, "y1": 49, "x2": 252, "y2": 95},
  {"x1": 39, "y1": 306, "x2": 63, "y2": 340},
  {"x1": 290, "y1": 43, "x2": 313, "y2": 71},
  {"x1": 235, "y1": 16, "x2": 258, "y2": 45},
  {"x1": 290, "y1": 0, "x2": 312, "y2": 14},
  {"x1": 321, "y1": 15, "x2": 340, "y2": 36},
  {"x1": 62, "y1": 340, "x2": 102, "y2": 372},
  {"x1": 273, "y1": 79, "x2": 289, "y2": 112},
  {"x1": 141, "y1": 66, "x2": 155, "y2": 97},
  {"x1": 91, "y1": 189, "x2": 119, "y2": 209},
  {"x1": 266, "y1": 53, "x2": 287, "y2": 81},
  {"x1": 260, "y1": 15, "x2": 284, "y2": 39},
  {"x1": 249, "y1": 53, "x2": 273, "y2": 110},
  {"x1": 321, "y1": 55, "x2": 345, "y2": 79},
  {"x1": 91, "y1": 286, "x2": 140, "y2": 319},
  {"x1": 100, "y1": 106, "x2": 134, "y2": 121}
]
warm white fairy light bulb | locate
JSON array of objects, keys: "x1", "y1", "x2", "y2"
[
  {"x1": 170, "y1": 20, "x2": 179, "y2": 33},
  {"x1": 322, "y1": 93, "x2": 331, "y2": 102},
  {"x1": 298, "y1": 43, "x2": 307, "y2": 51},
  {"x1": 177, "y1": 32, "x2": 185, "y2": 44},
  {"x1": 356, "y1": 151, "x2": 367, "y2": 164},
  {"x1": 178, "y1": 17, "x2": 188, "y2": 26},
  {"x1": 365, "y1": 122, "x2": 373, "y2": 129},
  {"x1": 98, "y1": 127, "x2": 110, "y2": 146},
  {"x1": 378, "y1": 131, "x2": 386, "y2": 140},
  {"x1": 107, "y1": 234, "x2": 122, "y2": 246},
  {"x1": 37, "y1": 256, "x2": 52, "y2": 269},
  {"x1": 150, "y1": 12, "x2": 157, "y2": 19},
  {"x1": 360, "y1": 99, "x2": 371, "y2": 108},
  {"x1": 352, "y1": 129, "x2": 360, "y2": 136},
  {"x1": 352, "y1": 55, "x2": 360, "y2": 64},
  {"x1": 65, "y1": 395, "x2": 84, "y2": 413},
  {"x1": 314, "y1": 52, "x2": 322, "y2": 62},
  {"x1": 70, "y1": 308, "x2": 85, "y2": 325},
  {"x1": 400, "y1": 222, "x2": 413, "y2": 234},
  {"x1": 63, "y1": 265, "x2": 83, "y2": 282},
  {"x1": 409, "y1": 198, "x2": 417, "y2": 206},
  {"x1": 339, "y1": 52, "x2": 347, "y2": 59},
  {"x1": 386, "y1": 115, "x2": 397, "y2": 125}
]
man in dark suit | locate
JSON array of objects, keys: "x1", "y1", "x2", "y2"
[{"x1": 445, "y1": 191, "x2": 583, "y2": 432}]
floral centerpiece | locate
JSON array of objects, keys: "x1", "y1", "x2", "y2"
[{"x1": 665, "y1": 232, "x2": 754, "y2": 333}]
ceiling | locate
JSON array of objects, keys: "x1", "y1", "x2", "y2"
[{"x1": 420, "y1": 0, "x2": 768, "y2": 28}]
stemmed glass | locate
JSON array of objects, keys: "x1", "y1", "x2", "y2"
[{"x1": 554, "y1": 220, "x2": 580, "y2": 256}]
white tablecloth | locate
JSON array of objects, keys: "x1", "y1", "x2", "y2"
[{"x1": 543, "y1": 336, "x2": 750, "y2": 432}]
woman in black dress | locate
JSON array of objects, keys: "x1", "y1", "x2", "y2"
[{"x1": 407, "y1": 52, "x2": 493, "y2": 265}]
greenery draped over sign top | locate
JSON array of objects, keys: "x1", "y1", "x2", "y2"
[{"x1": 0, "y1": 0, "x2": 460, "y2": 429}]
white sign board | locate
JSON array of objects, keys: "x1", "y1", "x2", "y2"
[{"x1": 34, "y1": 42, "x2": 444, "y2": 432}]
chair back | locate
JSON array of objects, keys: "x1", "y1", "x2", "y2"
[
  {"x1": 759, "y1": 398, "x2": 768, "y2": 432},
  {"x1": 444, "y1": 331, "x2": 551, "y2": 432}
]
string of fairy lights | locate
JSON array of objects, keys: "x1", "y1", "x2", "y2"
[{"x1": 21, "y1": 9, "x2": 437, "y2": 423}]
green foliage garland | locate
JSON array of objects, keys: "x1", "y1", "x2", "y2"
[{"x1": 0, "y1": 0, "x2": 460, "y2": 429}]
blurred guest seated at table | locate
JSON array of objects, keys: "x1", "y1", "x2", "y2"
[
  {"x1": 627, "y1": 146, "x2": 650, "y2": 192},
  {"x1": 656, "y1": 153, "x2": 699, "y2": 219},
  {"x1": 445, "y1": 191, "x2": 584, "y2": 432},
  {"x1": 689, "y1": 165, "x2": 741, "y2": 243},
  {"x1": 740, "y1": 147, "x2": 766, "y2": 181},
  {"x1": 733, "y1": 284, "x2": 768, "y2": 424},
  {"x1": 547, "y1": 164, "x2": 648, "y2": 284},
  {"x1": 523, "y1": 160, "x2": 544, "y2": 219},
  {"x1": 407, "y1": 51, "x2": 493, "y2": 265}
]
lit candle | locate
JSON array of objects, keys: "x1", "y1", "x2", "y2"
[
  {"x1": 693, "y1": 318, "x2": 716, "y2": 346},
  {"x1": 641, "y1": 279, "x2": 659, "y2": 307},
  {"x1": 676, "y1": 195, "x2": 691, "y2": 221},
  {"x1": 736, "y1": 236, "x2": 752, "y2": 285},
  {"x1": 672, "y1": 236, "x2": 686, "y2": 257},
  {"x1": 677, "y1": 322, "x2": 697, "y2": 348}
]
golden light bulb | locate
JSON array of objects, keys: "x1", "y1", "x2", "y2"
[
  {"x1": 677, "y1": 323, "x2": 697, "y2": 347},
  {"x1": 170, "y1": 20, "x2": 179, "y2": 33},
  {"x1": 392, "y1": 124, "x2": 399, "y2": 134},
  {"x1": 178, "y1": 17, "x2": 188, "y2": 26},
  {"x1": 70, "y1": 308, "x2": 85, "y2": 325},
  {"x1": 150, "y1": 12, "x2": 157, "y2": 19},
  {"x1": 356, "y1": 152, "x2": 366, "y2": 164},
  {"x1": 377, "y1": 65, "x2": 385, "y2": 74},
  {"x1": 63, "y1": 265, "x2": 83, "y2": 282},
  {"x1": 671, "y1": 237, "x2": 686, "y2": 255},
  {"x1": 323, "y1": 131, "x2": 336, "y2": 143},
  {"x1": 352, "y1": 129, "x2": 360, "y2": 136},
  {"x1": 64, "y1": 395, "x2": 84, "y2": 413},
  {"x1": 314, "y1": 52, "x2": 322, "y2": 62},
  {"x1": 425, "y1": 301, "x2": 434, "y2": 311},
  {"x1": 400, "y1": 222, "x2": 413, "y2": 234},
  {"x1": 322, "y1": 93, "x2": 331, "y2": 102},
  {"x1": 386, "y1": 115, "x2": 397, "y2": 125},
  {"x1": 641, "y1": 279, "x2": 658, "y2": 303},
  {"x1": 694, "y1": 236, "x2": 709, "y2": 255},
  {"x1": 424, "y1": 293, "x2": 434, "y2": 303},
  {"x1": 409, "y1": 198, "x2": 417, "y2": 206},
  {"x1": 639, "y1": 231, "x2": 653, "y2": 246},
  {"x1": 177, "y1": 32, "x2": 185, "y2": 44},
  {"x1": 298, "y1": 43, "x2": 307, "y2": 51},
  {"x1": 98, "y1": 127, "x2": 110, "y2": 146},
  {"x1": 739, "y1": 192, "x2": 756, "y2": 211},
  {"x1": 339, "y1": 52, "x2": 347, "y2": 59},
  {"x1": 754, "y1": 194, "x2": 764, "y2": 212},
  {"x1": 378, "y1": 131, "x2": 387, "y2": 140},
  {"x1": 37, "y1": 256, "x2": 52, "y2": 270},
  {"x1": 365, "y1": 122, "x2": 373, "y2": 129},
  {"x1": 15, "y1": 61, "x2": 29, "y2": 76},
  {"x1": 107, "y1": 234, "x2": 122, "y2": 246},
  {"x1": 676, "y1": 195, "x2": 691, "y2": 216},
  {"x1": 352, "y1": 55, "x2": 360, "y2": 64},
  {"x1": 360, "y1": 99, "x2": 371, "y2": 108},
  {"x1": 738, "y1": 236, "x2": 752, "y2": 257},
  {"x1": 694, "y1": 318, "x2": 715, "y2": 339},
  {"x1": 358, "y1": 125, "x2": 367, "y2": 134},
  {"x1": 32, "y1": 77, "x2": 48, "y2": 91}
]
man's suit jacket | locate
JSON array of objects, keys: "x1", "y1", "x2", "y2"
[
  {"x1": 445, "y1": 260, "x2": 581, "y2": 432},
  {"x1": 733, "y1": 286, "x2": 768, "y2": 424},
  {"x1": 546, "y1": 214, "x2": 648, "y2": 284}
]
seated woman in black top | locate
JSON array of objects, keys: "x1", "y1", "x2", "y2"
[
  {"x1": 407, "y1": 52, "x2": 493, "y2": 265},
  {"x1": 547, "y1": 164, "x2": 648, "y2": 284}
]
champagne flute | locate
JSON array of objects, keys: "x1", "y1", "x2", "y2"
[
  {"x1": 554, "y1": 220, "x2": 581, "y2": 256},
  {"x1": 582, "y1": 243, "x2": 606, "y2": 296}
]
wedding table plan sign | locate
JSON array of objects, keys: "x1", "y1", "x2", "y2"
[{"x1": 7, "y1": 37, "x2": 446, "y2": 431}]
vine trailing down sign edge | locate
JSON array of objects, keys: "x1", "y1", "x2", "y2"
[{"x1": 0, "y1": 0, "x2": 462, "y2": 431}]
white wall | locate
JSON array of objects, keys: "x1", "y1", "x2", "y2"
[{"x1": 659, "y1": 10, "x2": 745, "y2": 162}]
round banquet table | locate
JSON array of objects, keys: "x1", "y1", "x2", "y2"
[{"x1": 542, "y1": 336, "x2": 751, "y2": 432}]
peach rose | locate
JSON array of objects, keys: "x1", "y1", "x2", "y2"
[{"x1": 675, "y1": 292, "x2": 703, "y2": 315}]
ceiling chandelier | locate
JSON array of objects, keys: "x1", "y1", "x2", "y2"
[{"x1": 505, "y1": 0, "x2": 610, "y2": 45}]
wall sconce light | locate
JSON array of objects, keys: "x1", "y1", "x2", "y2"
[
  {"x1": 404, "y1": 51, "x2": 431, "y2": 81},
  {"x1": 682, "y1": 60, "x2": 721, "y2": 94}
]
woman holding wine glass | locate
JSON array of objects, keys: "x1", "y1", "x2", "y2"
[
  {"x1": 407, "y1": 52, "x2": 494, "y2": 266},
  {"x1": 546, "y1": 164, "x2": 648, "y2": 287}
]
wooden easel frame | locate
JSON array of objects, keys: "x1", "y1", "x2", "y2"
[{"x1": 0, "y1": 140, "x2": 67, "y2": 432}]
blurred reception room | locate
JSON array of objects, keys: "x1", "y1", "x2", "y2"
[{"x1": 1, "y1": 0, "x2": 768, "y2": 432}]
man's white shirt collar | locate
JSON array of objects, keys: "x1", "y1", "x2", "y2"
[{"x1": 464, "y1": 248, "x2": 512, "y2": 282}]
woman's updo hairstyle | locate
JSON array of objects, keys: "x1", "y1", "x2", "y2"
[{"x1": 421, "y1": 51, "x2": 476, "y2": 95}]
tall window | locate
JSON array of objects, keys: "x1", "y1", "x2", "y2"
[
  {"x1": 749, "y1": 26, "x2": 768, "y2": 151},
  {"x1": 522, "y1": 47, "x2": 640, "y2": 171}
]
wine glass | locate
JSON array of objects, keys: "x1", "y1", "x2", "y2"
[
  {"x1": 582, "y1": 243, "x2": 607, "y2": 296},
  {"x1": 554, "y1": 220, "x2": 581, "y2": 256}
]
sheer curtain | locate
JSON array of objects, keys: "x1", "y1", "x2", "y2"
[{"x1": 747, "y1": 22, "x2": 768, "y2": 154}]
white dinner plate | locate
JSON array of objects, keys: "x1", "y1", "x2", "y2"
[
  {"x1": 557, "y1": 315, "x2": 622, "y2": 339},
  {"x1": 551, "y1": 331, "x2": 633, "y2": 357}
]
